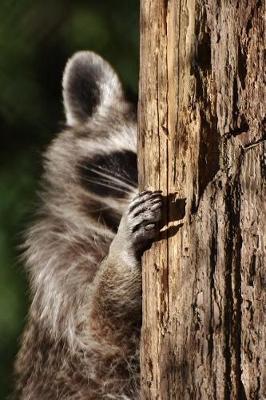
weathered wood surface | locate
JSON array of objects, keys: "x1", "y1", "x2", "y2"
[{"x1": 138, "y1": 1, "x2": 265, "y2": 399}]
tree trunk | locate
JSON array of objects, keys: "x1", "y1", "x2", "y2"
[{"x1": 138, "y1": 1, "x2": 265, "y2": 399}]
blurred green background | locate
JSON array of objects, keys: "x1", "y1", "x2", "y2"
[{"x1": 0, "y1": 1, "x2": 138, "y2": 397}]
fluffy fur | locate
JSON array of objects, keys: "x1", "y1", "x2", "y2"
[{"x1": 14, "y1": 51, "x2": 162, "y2": 399}]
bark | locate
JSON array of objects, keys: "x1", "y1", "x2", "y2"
[{"x1": 138, "y1": 1, "x2": 265, "y2": 399}]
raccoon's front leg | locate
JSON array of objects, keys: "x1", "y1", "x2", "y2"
[
  {"x1": 113, "y1": 190, "x2": 163, "y2": 258},
  {"x1": 90, "y1": 191, "x2": 163, "y2": 329}
]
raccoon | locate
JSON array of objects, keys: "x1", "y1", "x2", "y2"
[{"x1": 14, "y1": 51, "x2": 163, "y2": 399}]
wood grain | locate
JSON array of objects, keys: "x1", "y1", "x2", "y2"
[{"x1": 138, "y1": 1, "x2": 265, "y2": 398}]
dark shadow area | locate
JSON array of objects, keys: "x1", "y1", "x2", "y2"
[
  {"x1": 168, "y1": 195, "x2": 186, "y2": 221},
  {"x1": 158, "y1": 223, "x2": 184, "y2": 242},
  {"x1": 158, "y1": 194, "x2": 186, "y2": 242}
]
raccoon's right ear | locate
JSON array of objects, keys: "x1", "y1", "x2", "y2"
[{"x1": 62, "y1": 51, "x2": 125, "y2": 126}]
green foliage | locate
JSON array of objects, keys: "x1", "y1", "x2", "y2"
[{"x1": 0, "y1": 1, "x2": 138, "y2": 397}]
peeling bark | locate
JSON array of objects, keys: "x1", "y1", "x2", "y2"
[{"x1": 138, "y1": 1, "x2": 265, "y2": 399}]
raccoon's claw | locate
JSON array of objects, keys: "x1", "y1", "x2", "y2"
[
  {"x1": 128, "y1": 190, "x2": 163, "y2": 254},
  {"x1": 111, "y1": 191, "x2": 163, "y2": 258}
]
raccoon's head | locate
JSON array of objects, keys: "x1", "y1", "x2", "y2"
[{"x1": 49, "y1": 51, "x2": 138, "y2": 233}]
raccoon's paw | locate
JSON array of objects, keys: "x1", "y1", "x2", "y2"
[{"x1": 127, "y1": 190, "x2": 163, "y2": 254}]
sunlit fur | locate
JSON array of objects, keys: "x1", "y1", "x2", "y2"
[{"x1": 15, "y1": 52, "x2": 141, "y2": 399}]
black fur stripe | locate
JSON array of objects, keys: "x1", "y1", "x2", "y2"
[
  {"x1": 83, "y1": 198, "x2": 120, "y2": 232},
  {"x1": 78, "y1": 150, "x2": 138, "y2": 198}
]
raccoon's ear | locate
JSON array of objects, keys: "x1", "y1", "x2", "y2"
[{"x1": 62, "y1": 51, "x2": 125, "y2": 126}]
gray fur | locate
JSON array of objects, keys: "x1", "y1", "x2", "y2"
[{"x1": 15, "y1": 52, "x2": 162, "y2": 400}]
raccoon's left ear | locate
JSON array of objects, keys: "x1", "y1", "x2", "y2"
[{"x1": 62, "y1": 51, "x2": 125, "y2": 126}]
